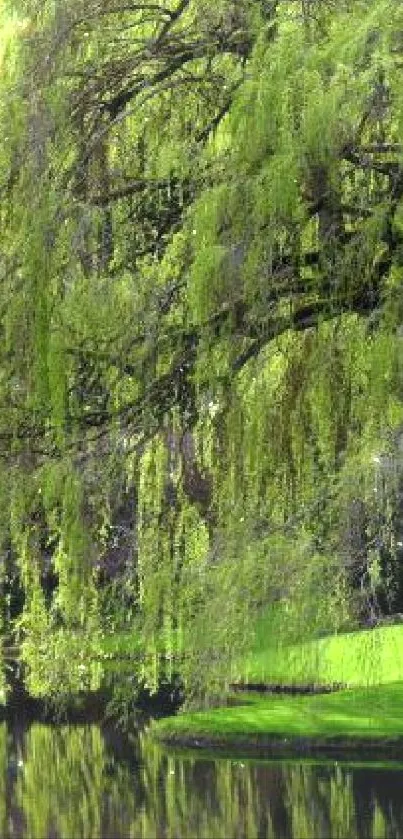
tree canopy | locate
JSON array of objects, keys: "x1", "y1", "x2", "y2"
[{"x1": 1, "y1": 0, "x2": 403, "y2": 706}]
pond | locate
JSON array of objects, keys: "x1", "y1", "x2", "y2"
[{"x1": 1, "y1": 719, "x2": 403, "y2": 838}]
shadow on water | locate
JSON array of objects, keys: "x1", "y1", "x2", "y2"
[{"x1": 0, "y1": 717, "x2": 401, "y2": 837}]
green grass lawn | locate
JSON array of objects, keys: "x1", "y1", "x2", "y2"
[
  {"x1": 237, "y1": 619, "x2": 403, "y2": 687},
  {"x1": 151, "y1": 619, "x2": 403, "y2": 750},
  {"x1": 101, "y1": 617, "x2": 403, "y2": 750},
  {"x1": 100, "y1": 616, "x2": 403, "y2": 687},
  {"x1": 100, "y1": 617, "x2": 403, "y2": 695},
  {"x1": 151, "y1": 682, "x2": 403, "y2": 746}
]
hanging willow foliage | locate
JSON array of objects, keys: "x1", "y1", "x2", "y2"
[{"x1": 0, "y1": 0, "x2": 403, "y2": 705}]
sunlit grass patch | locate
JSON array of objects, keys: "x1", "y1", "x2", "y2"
[
  {"x1": 152, "y1": 682, "x2": 403, "y2": 744},
  {"x1": 239, "y1": 620, "x2": 403, "y2": 688}
]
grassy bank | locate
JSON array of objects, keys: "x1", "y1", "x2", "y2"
[
  {"x1": 151, "y1": 682, "x2": 403, "y2": 756},
  {"x1": 237, "y1": 619, "x2": 403, "y2": 687},
  {"x1": 101, "y1": 618, "x2": 403, "y2": 755},
  {"x1": 150, "y1": 621, "x2": 403, "y2": 755},
  {"x1": 100, "y1": 615, "x2": 403, "y2": 686}
]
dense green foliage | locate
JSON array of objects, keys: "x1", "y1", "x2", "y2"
[{"x1": 1, "y1": 0, "x2": 403, "y2": 708}]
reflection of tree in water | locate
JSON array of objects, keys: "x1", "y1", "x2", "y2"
[
  {"x1": 0, "y1": 724, "x2": 7, "y2": 837},
  {"x1": 351, "y1": 766, "x2": 403, "y2": 839},
  {"x1": 0, "y1": 723, "x2": 401, "y2": 837},
  {"x1": 127, "y1": 736, "x2": 403, "y2": 839},
  {"x1": 14, "y1": 725, "x2": 141, "y2": 839}
]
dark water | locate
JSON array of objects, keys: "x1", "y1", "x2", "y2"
[{"x1": 1, "y1": 720, "x2": 403, "y2": 838}]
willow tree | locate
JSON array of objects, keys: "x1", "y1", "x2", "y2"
[{"x1": 1, "y1": 0, "x2": 403, "y2": 704}]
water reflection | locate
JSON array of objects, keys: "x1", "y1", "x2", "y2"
[{"x1": 0, "y1": 721, "x2": 401, "y2": 837}]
